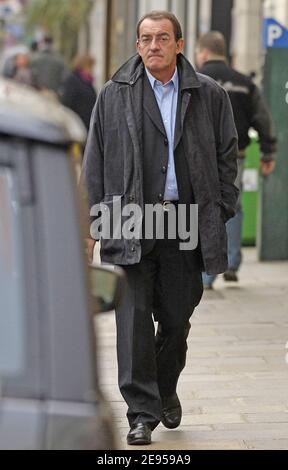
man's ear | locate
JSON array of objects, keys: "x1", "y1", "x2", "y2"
[{"x1": 176, "y1": 38, "x2": 184, "y2": 54}]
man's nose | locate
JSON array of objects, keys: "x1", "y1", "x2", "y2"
[{"x1": 150, "y1": 37, "x2": 160, "y2": 50}]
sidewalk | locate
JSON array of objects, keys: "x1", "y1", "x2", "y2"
[{"x1": 95, "y1": 248, "x2": 288, "y2": 450}]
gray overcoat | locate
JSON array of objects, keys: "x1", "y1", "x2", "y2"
[{"x1": 82, "y1": 54, "x2": 239, "y2": 274}]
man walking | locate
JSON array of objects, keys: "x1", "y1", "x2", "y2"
[
  {"x1": 82, "y1": 12, "x2": 238, "y2": 446},
  {"x1": 196, "y1": 31, "x2": 277, "y2": 288}
]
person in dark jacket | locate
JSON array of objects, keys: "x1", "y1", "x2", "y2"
[
  {"x1": 196, "y1": 31, "x2": 277, "y2": 288},
  {"x1": 82, "y1": 11, "x2": 238, "y2": 446},
  {"x1": 30, "y1": 34, "x2": 69, "y2": 98},
  {"x1": 60, "y1": 54, "x2": 97, "y2": 131}
]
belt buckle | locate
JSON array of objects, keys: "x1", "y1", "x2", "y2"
[{"x1": 163, "y1": 201, "x2": 172, "y2": 212}]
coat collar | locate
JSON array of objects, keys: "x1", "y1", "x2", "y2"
[
  {"x1": 112, "y1": 53, "x2": 201, "y2": 90},
  {"x1": 111, "y1": 54, "x2": 144, "y2": 85}
]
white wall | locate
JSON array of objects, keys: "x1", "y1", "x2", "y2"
[
  {"x1": 232, "y1": 0, "x2": 263, "y2": 81},
  {"x1": 138, "y1": 0, "x2": 168, "y2": 18},
  {"x1": 89, "y1": 0, "x2": 107, "y2": 88},
  {"x1": 264, "y1": 0, "x2": 288, "y2": 26},
  {"x1": 184, "y1": 0, "x2": 198, "y2": 65},
  {"x1": 198, "y1": 0, "x2": 212, "y2": 34}
]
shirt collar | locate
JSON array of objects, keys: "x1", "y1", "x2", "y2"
[{"x1": 145, "y1": 67, "x2": 178, "y2": 91}]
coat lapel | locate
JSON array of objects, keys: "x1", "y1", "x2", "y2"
[
  {"x1": 174, "y1": 90, "x2": 192, "y2": 150},
  {"x1": 174, "y1": 54, "x2": 201, "y2": 150},
  {"x1": 143, "y1": 73, "x2": 167, "y2": 138}
]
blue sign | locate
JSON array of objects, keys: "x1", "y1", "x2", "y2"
[{"x1": 263, "y1": 18, "x2": 288, "y2": 48}]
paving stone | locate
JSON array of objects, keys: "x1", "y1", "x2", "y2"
[
  {"x1": 181, "y1": 413, "x2": 245, "y2": 426},
  {"x1": 213, "y1": 422, "x2": 288, "y2": 439},
  {"x1": 243, "y1": 412, "x2": 288, "y2": 423},
  {"x1": 244, "y1": 439, "x2": 288, "y2": 450}
]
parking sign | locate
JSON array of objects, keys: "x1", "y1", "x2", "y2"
[{"x1": 263, "y1": 18, "x2": 288, "y2": 48}]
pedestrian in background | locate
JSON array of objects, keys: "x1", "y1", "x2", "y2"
[
  {"x1": 60, "y1": 54, "x2": 97, "y2": 131},
  {"x1": 2, "y1": 45, "x2": 29, "y2": 80},
  {"x1": 30, "y1": 34, "x2": 69, "y2": 98},
  {"x1": 82, "y1": 11, "x2": 238, "y2": 446},
  {"x1": 10, "y1": 52, "x2": 34, "y2": 87},
  {"x1": 196, "y1": 31, "x2": 277, "y2": 288}
]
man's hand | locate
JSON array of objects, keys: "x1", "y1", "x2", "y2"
[
  {"x1": 260, "y1": 160, "x2": 276, "y2": 176},
  {"x1": 85, "y1": 238, "x2": 96, "y2": 264}
]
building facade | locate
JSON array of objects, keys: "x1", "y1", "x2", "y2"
[
  {"x1": 88, "y1": 0, "x2": 287, "y2": 88},
  {"x1": 89, "y1": 0, "x2": 199, "y2": 87}
]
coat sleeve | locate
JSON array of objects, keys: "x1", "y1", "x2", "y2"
[
  {"x1": 214, "y1": 87, "x2": 239, "y2": 223},
  {"x1": 80, "y1": 87, "x2": 106, "y2": 238},
  {"x1": 59, "y1": 75, "x2": 76, "y2": 110},
  {"x1": 249, "y1": 84, "x2": 277, "y2": 158}
]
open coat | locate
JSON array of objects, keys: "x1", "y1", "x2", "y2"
[{"x1": 82, "y1": 53, "x2": 239, "y2": 274}]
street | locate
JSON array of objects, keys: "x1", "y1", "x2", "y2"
[{"x1": 95, "y1": 248, "x2": 288, "y2": 450}]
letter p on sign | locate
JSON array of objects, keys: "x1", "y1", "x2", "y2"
[{"x1": 268, "y1": 24, "x2": 283, "y2": 46}]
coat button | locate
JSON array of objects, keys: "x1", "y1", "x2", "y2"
[
  {"x1": 164, "y1": 138, "x2": 168, "y2": 146},
  {"x1": 158, "y1": 194, "x2": 164, "y2": 202},
  {"x1": 129, "y1": 195, "x2": 135, "y2": 202},
  {"x1": 131, "y1": 246, "x2": 136, "y2": 253},
  {"x1": 161, "y1": 166, "x2": 167, "y2": 174}
]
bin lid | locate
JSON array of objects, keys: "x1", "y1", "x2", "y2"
[{"x1": 0, "y1": 78, "x2": 87, "y2": 144}]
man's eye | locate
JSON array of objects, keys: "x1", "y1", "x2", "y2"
[{"x1": 160, "y1": 37, "x2": 169, "y2": 43}]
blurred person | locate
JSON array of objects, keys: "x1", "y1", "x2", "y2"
[
  {"x1": 11, "y1": 52, "x2": 34, "y2": 86},
  {"x1": 30, "y1": 34, "x2": 69, "y2": 97},
  {"x1": 60, "y1": 54, "x2": 97, "y2": 131},
  {"x1": 30, "y1": 39, "x2": 39, "y2": 54},
  {"x1": 196, "y1": 31, "x2": 277, "y2": 288},
  {"x1": 1, "y1": 44, "x2": 29, "y2": 79},
  {"x1": 82, "y1": 11, "x2": 238, "y2": 445},
  {"x1": 2, "y1": 56, "x2": 16, "y2": 79}
]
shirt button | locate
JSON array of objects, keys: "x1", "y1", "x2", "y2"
[{"x1": 161, "y1": 166, "x2": 167, "y2": 174}]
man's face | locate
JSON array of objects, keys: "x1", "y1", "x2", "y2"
[{"x1": 136, "y1": 19, "x2": 184, "y2": 78}]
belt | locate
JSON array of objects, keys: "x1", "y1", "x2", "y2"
[{"x1": 162, "y1": 200, "x2": 179, "y2": 212}]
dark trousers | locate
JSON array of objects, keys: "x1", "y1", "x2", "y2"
[{"x1": 116, "y1": 235, "x2": 203, "y2": 428}]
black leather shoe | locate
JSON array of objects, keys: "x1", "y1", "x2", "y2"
[
  {"x1": 162, "y1": 394, "x2": 182, "y2": 429},
  {"x1": 127, "y1": 423, "x2": 152, "y2": 446},
  {"x1": 223, "y1": 270, "x2": 238, "y2": 282}
]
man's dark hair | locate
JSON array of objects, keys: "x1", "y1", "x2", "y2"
[
  {"x1": 197, "y1": 31, "x2": 227, "y2": 57},
  {"x1": 137, "y1": 10, "x2": 183, "y2": 41}
]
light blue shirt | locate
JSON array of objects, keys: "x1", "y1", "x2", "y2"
[{"x1": 146, "y1": 68, "x2": 179, "y2": 201}]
